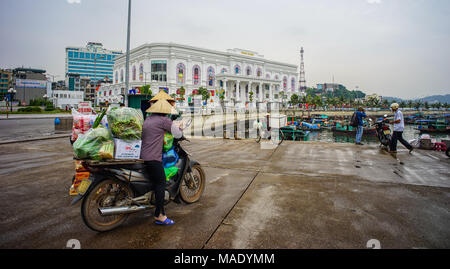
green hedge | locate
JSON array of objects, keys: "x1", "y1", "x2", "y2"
[{"x1": 18, "y1": 106, "x2": 42, "y2": 112}]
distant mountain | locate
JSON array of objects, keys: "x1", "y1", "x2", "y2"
[
  {"x1": 416, "y1": 94, "x2": 450, "y2": 104},
  {"x1": 382, "y1": 94, "x2": 450, "y2": 104},
  {"x1": 382, "y1": 96, "x2": 405, "y2": 102}
]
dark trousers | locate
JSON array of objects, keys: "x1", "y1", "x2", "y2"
[
  {"x1": 390, "y1": 131, "x2": 412, "y2": 151},
  {"x1": 144, "y1": 161, "x2": 166, "y2": 217}
]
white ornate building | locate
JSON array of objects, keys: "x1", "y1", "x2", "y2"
[{"x1": 99, "y1": 43, "x2": 299, "y2": 107}]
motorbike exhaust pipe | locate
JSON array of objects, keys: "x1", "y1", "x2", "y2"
[{"x1": 98, "y1": 205, "x2": 152, "y2": 216}]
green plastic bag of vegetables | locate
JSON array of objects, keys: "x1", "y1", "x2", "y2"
[
  {"x1": 164, "y1": 166, "x2": 179, "y2": 182},
  {"x1": 106, "y1": 107, "x2": 144, "y2": 140},
  {"x1": 163, "y1": 132, "x2": 174, "y2": 152},
  {"x1": 73, "y1": 127, "x2": 114, "y2": 160}
]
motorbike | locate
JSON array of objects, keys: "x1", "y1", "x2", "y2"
[
  {"x1": 372, "y1": 115, "x2": 392, "y2": 147},
  {"x1": 70, "y1": 118, "x2": 206, "y2": 232}
]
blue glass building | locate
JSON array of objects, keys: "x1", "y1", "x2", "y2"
[{"x1": 65, "y1": 42, "x2": 122, "y2": 83}]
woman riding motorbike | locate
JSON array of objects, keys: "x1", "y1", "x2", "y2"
[{"x1": 141, "y1": 91, "x2": 182, "y2": 226}]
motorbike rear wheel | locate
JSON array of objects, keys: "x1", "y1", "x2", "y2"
[
  {"x1": 180, "y1": 164, "x2": 205, "y2": 204},
  {"x1": 81, "y1": 179, "x2": 134, "y2": 232}
]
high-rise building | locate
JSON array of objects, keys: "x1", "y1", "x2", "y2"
[
  {"x1": 0, "y1": 69, "x2": 13, "y2": 98},
  {"x1": 65, "y1": 42, "x2": 122, "y2": 82},
  {"x1": 13, "y1": 68, "x2": 48, "y2": 105}
]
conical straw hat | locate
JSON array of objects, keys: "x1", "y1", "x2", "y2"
[
  {"x1": 146, "y1": 99, "x2": 178, "y2": 114},
  {"x1": 150, "y1": 89, "x2": 174, "y2": 102}
]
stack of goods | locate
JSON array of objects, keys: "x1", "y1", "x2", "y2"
[
  {"x1": 73, "y1": 126, "x2": 115, "y2": 160},
  {"x1": 107, "y1": 107, "x2": 144, "y2": 140},
  {"x1": 72, "y1": 110, "x2": 93, "y2": 143},
  {"x1": 162, "y1": 132, "x2": 179, "y2": 182},
  {"x1": 71, "y1": 109, "x2": 108, "y2": 142},
  {"x1": 107, "y1": 107, "x2": 144, "y2": 159}
]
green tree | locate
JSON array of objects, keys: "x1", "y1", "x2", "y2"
[
  {"x1": 140, "y1": 85, "x2": 152, "y2": 96},
  {"x1": 290, "y1": 94, "x2": 299, "y2": 106},
  {"x1": 407, "y1": 100, "x2": 413, "y2": 108},
  {"x1": 414, "y1": 100, "x2": 422, "y2": 110},
  {"x1": 197, "y1": 87, "x2": 210, "y2": 102},
  {"x1": 312, "y1": 95, "x2": 323, "y2": 109}
]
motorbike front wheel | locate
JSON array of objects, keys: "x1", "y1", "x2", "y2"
[
  {"x1": 81, "y1": 179, "x2": 134, "y2": 232},
  {"x1": 180, "y1": 165, "x2": 206, "y2": 204}
]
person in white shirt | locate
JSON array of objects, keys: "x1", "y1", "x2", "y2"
[{"x1": 389, "y1": 103, "x2": 413, "y2": 154}]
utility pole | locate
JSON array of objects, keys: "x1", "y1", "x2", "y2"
[{"x1": 124, "y1": 0, "x2": 132, "y2": 107}]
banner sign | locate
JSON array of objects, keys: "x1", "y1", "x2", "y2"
[{"x1": 15, "y1": 79, "x2": 47, "y2": 89}]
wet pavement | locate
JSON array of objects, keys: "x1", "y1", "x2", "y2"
[
  {"x1": 0, "y1": 137, "x2": 449, "y2": 249},
  {"x1": 0, "y1": 119, "x2": 57, "y2": 141}
]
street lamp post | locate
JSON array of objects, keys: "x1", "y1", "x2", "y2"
[
  {"x1": 8, "y1": 88, "x2": 16, "y2": 113},
  {"x1": 124, "y1": 0, "x2": 132, "y2": 107}
]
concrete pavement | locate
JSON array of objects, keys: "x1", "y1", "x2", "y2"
[
  {"x1": 0, "y1": 137, "x2": 449, "y2": 249},
  {"x1": 0, "y1": 113, "x2": 72, "y2": 120}
]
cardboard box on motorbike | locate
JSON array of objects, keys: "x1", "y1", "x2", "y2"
[{"x1": 114, "y1": 139, "x2": 142, "y2": 159}]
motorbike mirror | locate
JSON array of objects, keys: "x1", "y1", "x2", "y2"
[{"x1": 180, "y1": 117, "x2": 192, "y2": 130}]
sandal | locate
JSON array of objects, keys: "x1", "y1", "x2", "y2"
[{"x1": 155, "y1": 218, "x2": 175, "y2": 226}]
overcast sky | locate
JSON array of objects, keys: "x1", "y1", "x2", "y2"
[{"x1": 0, "y1": 0, "x2": 449, "y2": 99}]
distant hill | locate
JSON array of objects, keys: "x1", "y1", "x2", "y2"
[
  {"x1": 417, "y1": 94, "x2": 450, "y2": 104},
  {"x1": 382, "y1": 94, "x2": 450, "y2": 104},
  {"x1": 382, "y1": 96, "x2": 405, "y2": 102}
]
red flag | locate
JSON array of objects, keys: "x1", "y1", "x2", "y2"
[{"x1": 95, "y1": 85, "x2": 100, "y2": 91}]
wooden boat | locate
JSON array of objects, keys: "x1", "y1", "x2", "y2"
[
  {"x1": 417, "y1": 119, "x2": 449, "y2": 133},
  {"x1": 280, "y1": 126, "x2": 310, "y2": 141},
  {"x1": 331, "y1": 122, "x2": 377, "y2": 136},
  {"x1": 417, "y1": 127, "x2": 450, "y2": 133}
]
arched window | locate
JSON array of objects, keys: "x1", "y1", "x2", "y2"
[
  {"x1": 176, "y1": 63, "x2": 185, "y2": 84},
  {"x1": 115, "y1": 71, "x2": 118, "y2": 83},
  {"x1": 275, "y1": 74, "x2": 279, "y2": 80},
  {"x1": 132, "y1": 66, "x2": 136, "y2": 81},
  {"x1": 256, "y1": 68, "x2": 262, "y2": 77},
  {"x1": 234, "y1": 65, "x2": 241, "y2": 75},
  {"x1": 192, "y1": 65, "x2": 201, "y2": 85},
  {"x1": 266, "y1": 74, "x2": 271, "y2": 79},
  {"x1": 221, "y1": 68, "x2": 227, "y2": 74},
  {"x1": 283, "y1": 76, "x2": 287, "y2": 90},
  {"x1": 207, "y1": 66, "x2": 215, "y2": 87},
  {"x1": 246, "y1": 66, "x2": 252, "y2": 76},
  {"x1": 139, "y1": 64, "x2": 144, "y2": 81},
  {"x1": 120, "y1": 69, "x2": 124, "y2": 83},
  {"x1": 291, "y1": 78, "x2": 296, "y2": 91}
]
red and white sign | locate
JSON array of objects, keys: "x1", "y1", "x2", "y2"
[{"x1": 78, "y1": 101, "x2": 93, "y2": 115}]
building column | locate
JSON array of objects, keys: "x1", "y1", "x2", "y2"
[
  {"x1": 259, "y1": 82, "x2": 263, "y2": 102},
  {"x1": 269, "y1": 83, "x2": 274, "y2": 101},
  {"x1": 236, "y1": 80, "x2": 240, "y2": 102},
  {"x1": 247, "y1": 81, "x2": 251, "y2": 103},
  {"x1": 223, "y1": 79, "x2": 228, "y2": 101}
]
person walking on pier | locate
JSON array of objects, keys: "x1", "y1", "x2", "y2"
[
  {"x1": 389, "y1": 103, "x2": 413, "y2": 154},
  {"x1": 354, "y1": 107, "x2": 367, "y2": 145}
]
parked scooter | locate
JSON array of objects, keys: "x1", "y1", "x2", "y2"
[
  {"x1": 70, "y1": 118, "x2": 206, "y2": 232},
  {"x1": 371, "y1": 115, "x2": 392, "y2": 147}
]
